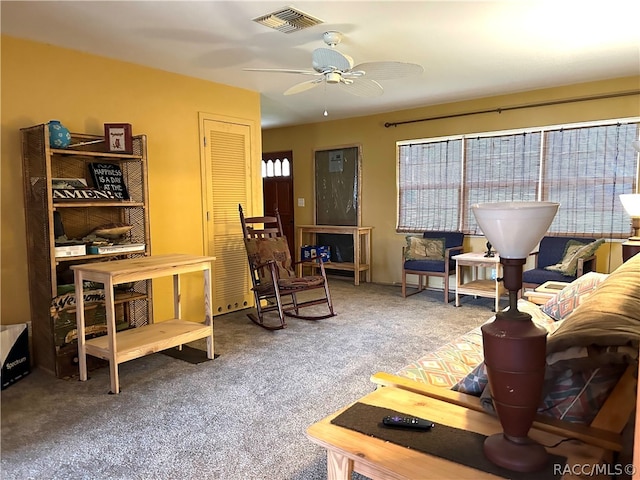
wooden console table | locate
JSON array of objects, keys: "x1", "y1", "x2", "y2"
[
  {"x1": 307, "y1": 386, "x2": 611, "y2": 479},
  {"x1": 296, "y1": 225, "x2": 372, "y2": 285},
  {"x1": 72, "y1": 254, "x2": 215, "y2": 394}
]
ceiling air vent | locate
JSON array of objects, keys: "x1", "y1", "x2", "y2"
[{"x1": 253, "y1": 7, "x2": 324, "y2": 33}]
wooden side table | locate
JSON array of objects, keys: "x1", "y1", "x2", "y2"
[
  {"x1": 453, "y1": 252, "x2": 505, "y2": 311},
  {"x1": 307, "y1": 386, "x2": 611, "y2": 479},
  {"x1": 71, "y1": 254, "x2": 215, "y2": 394}
]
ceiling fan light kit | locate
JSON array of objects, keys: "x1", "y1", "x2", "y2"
[
  {"x1": 322, "y1": 31, "x2": 343, "y2": 47},
  {"x1": 325, "y1": 72, "x2": 341, "y2": 84}
]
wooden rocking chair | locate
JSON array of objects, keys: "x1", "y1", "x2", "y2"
[{"x1": 239, "y1": 204, "x2": 336, "y2": 330}]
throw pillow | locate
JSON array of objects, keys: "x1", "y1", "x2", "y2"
[
  {"x1": 479, "y1": 364, "x2": 627, "y2": 424},
  {"x1": 545, "y1": 239, "x2": 604, "y2": 276},
  {"x1": 244, "y1": 237, "x2": 294, "y2": 285},
  {"x1": 543, "y1": 239, "x2": 585, "y2": 274},
  {"x1": 404, "y1": 236, "x2": 445, "y2": 261},
  {"x1": 537, "y1": 364, "x2": 627, "y2": 424},
  {"x1": 451, "y1": 361, "x2": 488, "y2": 395},
  {"x1": 541, "y1": 271, "x2": 609, "y2": 321},
  {"x1": 545, "y1": 254, "x2": 640, "y2": 368}
]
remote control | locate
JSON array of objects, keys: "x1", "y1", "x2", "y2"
[{"x1": 382, "y1": 415, "x2": 434, "y2": 430}]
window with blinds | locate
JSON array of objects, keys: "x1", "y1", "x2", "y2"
[
  {"x1": 397, "y1": 119, "x2": 639, "y2": 238},
  {"x1": 543, "y1": 124, "x2": 638, "y2": 236},
  {"x1": 464, "y1": 132, "x2": 542, "y2": 234},
  {"x1": 398, "y1": 139, "x2": 462, "y2": 232}
]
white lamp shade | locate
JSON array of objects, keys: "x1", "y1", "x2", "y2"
[
  {"x1": 620, "y1": 194, "x2": 640, "y2": 217},
  {"x1": 472, "y1": 202, "x2": 560, "y2": 259}
]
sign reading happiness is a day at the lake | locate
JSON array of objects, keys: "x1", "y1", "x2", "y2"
[{"x1": 88, "y1": 163, "x2": 130, "y2": 200}]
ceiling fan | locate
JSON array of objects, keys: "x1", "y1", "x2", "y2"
[{"x1": 244, "y1": 31, "x2": 424, "y2": 97}]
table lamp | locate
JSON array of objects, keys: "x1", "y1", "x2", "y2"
[
  {"x1": 620, "y1": 194, "x2": 640, "y2": 240},
  {"x1": 620, "y1": 193, "x2": 640, "y2": 262},
  {"x1": 471, "y1": 201, "x2": 559, "y2": 472}
]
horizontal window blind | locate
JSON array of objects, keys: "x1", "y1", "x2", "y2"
[
  {"x1": 543, "y1": 123, "x2": 639, "y2": 237},
  {"x1": 397, "y1": 119, "x2": 639, "y2": 238},
  {"x1": 464, "y1": 132, "x2": 541, "y2": 234},
  {"x1": 398, "y1": 139, "x2": 461, "y2": 231}
]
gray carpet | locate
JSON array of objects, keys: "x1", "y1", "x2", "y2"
[{"x1": 1, "y1": 279, "x2": 495, "y2": 480}]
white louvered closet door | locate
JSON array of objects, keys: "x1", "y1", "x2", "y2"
[{"x1": 202, "y1": 118, "x2": 255, "y2": 315}]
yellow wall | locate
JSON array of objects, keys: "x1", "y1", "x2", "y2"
[
  {"x1": 262, "y1": 76, "x2": 640, "y2": 286},
  {"x1": 2, "y1": 35, "x2": 639, "y2": 327},
  {"x1": 1, "y1": 36, "x2": 262, "y2": 325}
]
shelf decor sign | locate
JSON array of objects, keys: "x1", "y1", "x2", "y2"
[
  {"x1": 104, "y1": 123, "x2": 133, "y2": 154},
  {"x1": 88, "y1": 163, "x2": 130, "y2": 200}
]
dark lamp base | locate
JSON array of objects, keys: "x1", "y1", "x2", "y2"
[
  {"x1": 484, "y1": 433, "x2": 548, "y2": 472},
  {"x1": 482, "y1": 254, "x2": 549, "y2": 473}
]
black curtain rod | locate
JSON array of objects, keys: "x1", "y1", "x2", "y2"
[{"x1": 384, "y1": 90, "x2": 640, "y2": 128}]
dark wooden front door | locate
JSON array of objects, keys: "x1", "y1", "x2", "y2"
[{"x1": 262, "y1": 151, "x2": 295, "y2": 255}]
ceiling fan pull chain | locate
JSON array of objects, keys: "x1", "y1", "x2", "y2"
[{"x1": 323, "y1": 82, "x2": 328, "y2": 117}]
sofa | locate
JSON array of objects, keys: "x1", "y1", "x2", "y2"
[{"x1": 373, "y1": 253, "x2": 640, "y2": 453}]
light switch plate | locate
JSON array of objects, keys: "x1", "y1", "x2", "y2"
[{"x1": 297, "y1": 198, "x2": 305, "y2": 207}]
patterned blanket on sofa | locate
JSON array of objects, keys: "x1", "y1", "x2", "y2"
[
  {"x1": 396, "y1": 265, "x2": 640, "y2": 424},
  {"x1": 396, "y1": 300, "x2": 558, "y2": 389}
]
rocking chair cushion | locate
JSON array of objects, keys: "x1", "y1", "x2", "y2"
[
  {"x1": 244, "y1": 236, "x2": 295, "y2": 284},
  {"x1": 278, "y1": 275, "x2": 325, "y2": 290}
]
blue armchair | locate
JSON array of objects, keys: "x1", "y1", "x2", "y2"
[
  {"x1": 522, "y1": 236, "x2": 599, "y2": 290},
  {"x1": 402, "y1": 232, "x2": 464, "y2": 303}
]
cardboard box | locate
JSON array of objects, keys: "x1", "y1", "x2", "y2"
[
  {"x1": 1, "y1": 324, "x2": 31, "y2": 389},
  {"x1": 301, "y1": 245, "x2": 331, "y2": 263}
]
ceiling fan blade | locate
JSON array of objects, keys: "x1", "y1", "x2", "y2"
[
  {"x1": 243, "y1": 68, "x2": 319, "y2": 76},
  {"x1": 337, "y1": 79, "x2": 383, "y2": 97},
  {"x1": 351, "y1": 62, "x2": 424, "y2": 81},
  {"x1": 284, "y1": 79, "x2": 323, "y2": 96},
  {"x1": 312, "y1": 48, "x2": 353, "y2": 72}
]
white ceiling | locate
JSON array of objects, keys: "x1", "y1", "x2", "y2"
[{"x1": 2, "y1": 1, "x2": 639, "y2": 129}]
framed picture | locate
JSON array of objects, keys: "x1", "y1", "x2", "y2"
[{"x1": 104, "y1": 123, "x2": 133, "y2": 154}]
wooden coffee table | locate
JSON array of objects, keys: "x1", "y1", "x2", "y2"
[{"x1": 307, "y1": 386, "x2": 610, "y2": 479}]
